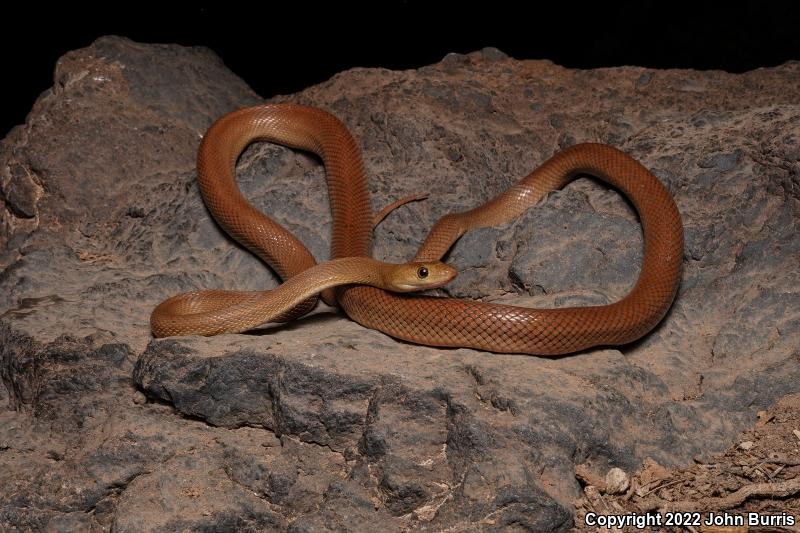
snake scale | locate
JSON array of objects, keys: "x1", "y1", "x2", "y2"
[{"x1": 151, "y1": 104, "x2": 684, "y2": 355}]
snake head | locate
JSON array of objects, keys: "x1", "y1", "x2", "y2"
[{"x1": 386, "y1": 261, "x2": 457, "y2": 292}]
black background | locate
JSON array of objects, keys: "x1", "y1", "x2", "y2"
[{"x1": 2, "y1": 2, "x2": 799, "y2": 137}]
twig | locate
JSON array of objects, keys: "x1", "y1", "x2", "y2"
[
  {"x1": 762, "y1": 458, "x2": 800, "y2": 466},
  {"x1": 770, "y1": 465, "x2": 785, "y2": 478},
  {"x1": 640, "y1": 479, "x2": 681, "y2": 497},
  {"x1": 661, "y1": 477, "x2": 800, "y2": 512}
]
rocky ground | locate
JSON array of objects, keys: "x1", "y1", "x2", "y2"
[
  {"x1": 573, "y1": 394, "x2": 800, "y2": 531},
  {"x1": 1, "y1": 36, "x2": 798, "y2": 531}
]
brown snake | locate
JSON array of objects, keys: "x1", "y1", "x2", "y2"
[{"x1": 151, "y1": 104, "x2": 684, "y2": 355}]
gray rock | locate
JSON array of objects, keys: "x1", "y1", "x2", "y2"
[{"x1": 1, "y1": 35, "x2": 799, "y2": 530}]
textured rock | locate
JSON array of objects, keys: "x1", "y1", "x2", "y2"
[{"x1": 1, "y1": 36, "x2": 799, "y2": 531}]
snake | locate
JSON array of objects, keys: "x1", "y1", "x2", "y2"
[
  {"x1": 150, "y1": 104, "x2": 684, "y2": 355},
  {"x1": 151, "y1": 258, "x2": 457, "y2": 336}
]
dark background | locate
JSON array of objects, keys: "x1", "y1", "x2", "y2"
[{"x1": 2, "y1": 2, "x2": 799, "y2": 137}]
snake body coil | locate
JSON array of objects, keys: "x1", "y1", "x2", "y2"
[{"x1": 152, "y1": 104, "x2": 683, "y2": 355}]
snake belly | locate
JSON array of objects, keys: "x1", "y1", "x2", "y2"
[{"x1": 193, "y1": 104, "x2": 683, "y2": 355}]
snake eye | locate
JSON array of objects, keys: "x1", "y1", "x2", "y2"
[{"x1": 417, "y1": 266, "x2": 429, "y2": 278}]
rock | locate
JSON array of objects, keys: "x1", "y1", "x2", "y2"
[
  {"x1": 1, "y1": 36, "x2": 799, "y2": 531},
  {"x1": 604, "y1": 468, "x2": 630, "y2": 495},
  {"x1": 755, "y1": 409, "x2": 774, "y2": 427}
]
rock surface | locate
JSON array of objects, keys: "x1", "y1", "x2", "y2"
[{"x1": 1, "y1": 36, "x2": 798, "y2": 531}]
